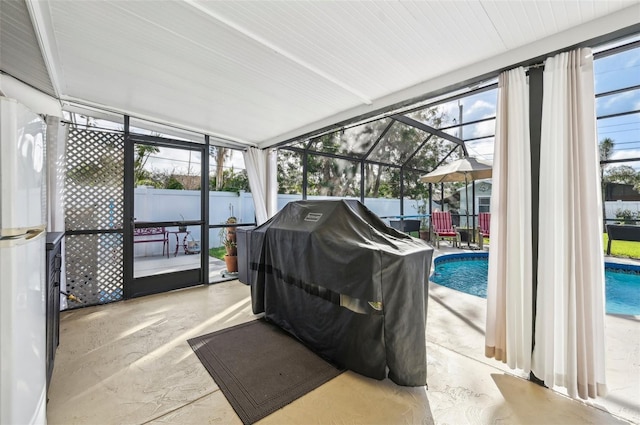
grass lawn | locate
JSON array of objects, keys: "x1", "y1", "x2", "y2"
[
  {"x1": 209, "y1": 246, "x2": 226, "y2": 260},
  {"x1": 603, "y1": 233, "x2": 640, "y2": 259}
]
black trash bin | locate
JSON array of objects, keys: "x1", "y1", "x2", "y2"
[
  {"x1": 389, "y1": 219, "x2": 421, "y2": 235},
  {"x1": 236, "y1": 226, "x2": 254, "y2": 285}
]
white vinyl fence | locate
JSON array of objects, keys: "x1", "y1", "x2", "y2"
[
  {"x1": 133, "y1": 188, "x2": 436, "y2": 256},
  {"x1": 605, "y1": 201, "x2": 640, "y2": 221},
  {"x1": 134, "y1": 188, "x2": 640, "y2": 257}
]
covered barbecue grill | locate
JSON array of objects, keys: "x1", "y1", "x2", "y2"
[{"x1": 248, "y1": 199, "x2": 433, "y2": 386}]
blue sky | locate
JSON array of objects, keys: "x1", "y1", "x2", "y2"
[
  {"x1": 432, "y1": 38, "x2": 640, "y2": 165},
  {"x1": 594, "y1": 41, "x2": 640, "y2": 166}
]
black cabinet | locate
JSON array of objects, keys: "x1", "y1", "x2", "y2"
[{"x1": 46, "y1": 232, "x2": 63, "y2": 391}]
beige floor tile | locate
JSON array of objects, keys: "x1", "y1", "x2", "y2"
[
  {"x1": 47, "y1": 277, "x2": 638, "y2": 425},
  {"x1": 47, "y1": 282, "x2": 254, "y2": 425},
  {"x1": 425, "y1": 343, "x2": 627, "y2": 425},
  {"x1": 147, "y1": 391, "x2": 242, "y2": 425}
]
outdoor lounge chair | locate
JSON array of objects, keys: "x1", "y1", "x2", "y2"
[
  {"x1": 477, "y1": 212, "x2": 490, "y2": 250},
  {"x1": 431, "y1": 211, "x2": 460, "y2": 248}
]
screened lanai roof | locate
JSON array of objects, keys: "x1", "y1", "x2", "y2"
[{"x1": 1, "y1": 1, "x2": 639, "y2": 150}]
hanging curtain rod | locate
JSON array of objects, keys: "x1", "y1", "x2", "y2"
[{"x1": 526, "y1": 62, "x2": 545, "y2": 70}]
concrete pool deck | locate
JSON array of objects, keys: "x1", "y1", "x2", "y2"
[
  {"x1": 431, "y1": 243, "x2": 640, "y2": 423},
  {"x1": 45, "y1": 242, "x2": 639, "y2": 424}
]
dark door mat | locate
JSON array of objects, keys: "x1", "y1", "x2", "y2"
[{"x1": 188, "y1": 319, "x2": 344, "y2": 425}]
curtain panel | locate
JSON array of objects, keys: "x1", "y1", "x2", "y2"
[
  {"x1": 46, "y1": 116, "x2": 68, "y2": 309},
  {"x1": 243, "y1": 147, "x2": 278, "y2": 225},
  {"x1": 266, "y1": 148, "x2": 278, "y2": 219},
  {"x1": 485, "y1": 67, "x2": 533, "y2": 372},
  {"x1": 532, "y1": 48, "x2": 607, "y2": 400},
  {"x1": 487, "y1": 48, "x2": 607, "y2": 400}
]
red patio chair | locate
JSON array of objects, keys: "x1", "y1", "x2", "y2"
[
  {"x1": 477, "y1": 212, "x2": 490, "y2": 250},
  {"x1": 430, "y1": 211, "x2": 460, "y2": 248}
]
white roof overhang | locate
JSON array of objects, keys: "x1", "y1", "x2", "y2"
[{"x1": 1, "y1": 0, "x2": 639, "y2": 149}]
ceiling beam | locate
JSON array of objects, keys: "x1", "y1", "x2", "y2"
[
  {"x1": 259, "y1": 8, "x2": 640, "y2": 149},
  {"x1": 25, "y1": 0, "x2": 62, "y2": 97},
  {"x1": 182, "y1": 0, "x2": 373, "y2": 106},
  {"x1": 61, "y1": 97, "x2": 254, "y2": 149}
]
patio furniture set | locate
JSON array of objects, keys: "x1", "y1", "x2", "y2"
[
  {"x1": 430, "y1": 211, "x2": 491, "y2": 249},
  {"x1": 133, "y1": 226, "x2": 199, "y2": 257}
]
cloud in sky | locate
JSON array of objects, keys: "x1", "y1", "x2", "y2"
[
  {"x1": 467, "y1": 116, "x2": 496, "y2": 139},
  {"x1": 597, "y1": 90, "x2": 640, "y2": 117},
  {"x1": 466, "y1": 99, "x2": 495, "y2": 118},
  {"x1": 465, "y1": 138, "x2": 494, "y2": 161}
]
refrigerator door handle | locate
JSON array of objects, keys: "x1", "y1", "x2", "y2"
[
  {"x1": 24, "y1": 227, "x2": 46, "y2": 240},
  {"x1": 0, "y1": 226, "x2": 46, "y2": 243}
]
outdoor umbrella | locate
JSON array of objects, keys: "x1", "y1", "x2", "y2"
[{"x1": 420, "y1": 157, "x2": 493, "y2": 246}]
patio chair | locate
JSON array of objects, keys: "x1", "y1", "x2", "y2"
[
  {"x1": 431, "y1": 211, "x2": 460, "y2": 248},
  {"x1": 477, "y1": 212, "x2": 490, "y2": 250}
]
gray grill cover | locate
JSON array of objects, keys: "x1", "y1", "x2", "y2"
[{"x1": 249, "y1": 200, "x2": 433, "y2": 386}]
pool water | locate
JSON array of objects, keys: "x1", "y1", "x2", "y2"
[{"x1": 430, "y1": 254, "x2": 640, "y2": 315}]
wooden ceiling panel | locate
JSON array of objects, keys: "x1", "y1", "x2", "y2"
[{"x1": 6, "y1": 0, "x2": 636, "y2": 147}]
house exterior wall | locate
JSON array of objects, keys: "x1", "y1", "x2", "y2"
[{"x1": 458, "y1": 181, "x2": 493, "y2": 227}]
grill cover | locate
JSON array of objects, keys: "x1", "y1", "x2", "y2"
[{"x1": 249, "y1": 200, "x2": 433, "y2": 386}]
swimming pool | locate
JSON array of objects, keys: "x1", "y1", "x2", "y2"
[{"x1": 430, "y1": 253, "x2": 640, "y2": 315}]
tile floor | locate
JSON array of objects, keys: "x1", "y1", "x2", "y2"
[
  {"x1": 133, "y1": 254, "x2": 229, "y2": 282},
  {"x1": 47, "y1": 249, "x2": 639, "y2": 425}
]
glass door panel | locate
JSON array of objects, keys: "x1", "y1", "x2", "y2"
[{"x1": 127, "y1": 140, "x2": 205, "y2": 298}]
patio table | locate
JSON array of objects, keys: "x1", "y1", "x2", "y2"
[{"x1": 166, "y1": 230, "x2": 190, "y2": 257}]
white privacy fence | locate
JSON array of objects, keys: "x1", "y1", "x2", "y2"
[
  {"x1": 605, "y1": 201, "x2": 640, "y2": 220},
  {"x1": 133, "y1": 188, "x2": 434, "y2": 256},
  {"x1": 134, "y1": 188, "x2": 256, "y2": 257},
  {"x1": 134, "y1": 188, "x2": 639, "y2": 257}
]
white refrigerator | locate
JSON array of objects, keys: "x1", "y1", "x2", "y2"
[{"x1": 0, "y1": 97, "x2": 47, "y2": 425}]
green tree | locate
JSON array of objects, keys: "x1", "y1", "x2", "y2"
[
  {"x1": 165, "y1": 175, "x2": 184, "y2": 190},
  {"x1": 210, "y1": 168, "x2": 250, "y2": 192},
  {"x1": 134, "y1": 145, "x2": 159, "y2": 185},
  {"x1": 277, "y1": 149, "x2": 303, "y2": 194},
  {"x1": 368, "y1": 108, "x2": 454, "y2": 199},
  {"x1": 599, "y1": 137, "x2": 616, "y2": 229},
  {"x1": 601, "y1": 137, "x2": 640, "y2": 191},
  {"x1": 306, "y1": 144, "x2": 360, "y2": 197},
  {"x1": 209, "y1": 146, "x2": 231, "y2": 191},
  {"x1": 275, "y1": 106, "x2": 454, "y2": 200},
  {"x1": 599, "y1": 137, "x2": 615, "y2": 163},
  {"x1": 605, "y1": 165, "x2": 639, "y2": 187}
]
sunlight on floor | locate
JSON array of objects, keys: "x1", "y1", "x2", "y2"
[{"x1": 46, "y1": 271, "x2": 639, "y2": 425}]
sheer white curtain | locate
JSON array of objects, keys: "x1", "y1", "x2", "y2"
[
  {"x1": 243, "y1": 147, "x2": 278, "y2": 225},
  {"x1": 46, "y1": 116, "x2": 68, "y2": 308},
  {"x1": 485, "y1": 67, "x2": 533, "y2": 372},
  {"x1": 46, "y1": 117, "x2": 67, "y2": 231},
  {"x1": 532, "y1": 48, "x2": 607, "y2": 400}
]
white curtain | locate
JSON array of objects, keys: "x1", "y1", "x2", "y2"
[
  {"x1": 532, "y1": 48, "x2": 607, "y2": 400},
  {"x1": 485, "y1": 67, "x2": 533, "y2": 372},
  {"x1": 46, "y1": 116, "x2": 67, "y2": 232},
  {"x1": 243, "y1": 147, "x2": 278, "y2": 225},
  {"x1": 46, "y1": 116, "x2": 68, "y2": 309},
  {"x1": 266, "y1": 148, "x2": 278, "y2": 219}
]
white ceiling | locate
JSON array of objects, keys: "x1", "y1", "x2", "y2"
[{"x1": 9, "y1": 0, "x2": 640, "y2": 148}]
